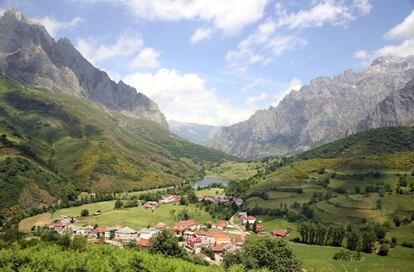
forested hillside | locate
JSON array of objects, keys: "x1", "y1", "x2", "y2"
[{"x1": 0, "y1": 76, "x2": 235, "y2": 216}]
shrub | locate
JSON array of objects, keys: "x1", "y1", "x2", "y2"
[
  {"x1": 80, "y1": 209, "x2": 89, "y2": 217},
  {"x1": 378, "y1": 244, "x2": 389, "y2": 256},
  {"x1": 401, "y1": 241, "x2": 414, "y2": 248}
]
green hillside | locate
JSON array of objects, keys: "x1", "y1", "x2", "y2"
[
  {"x1": 220, "y1": 127, "x2": 414, "y2": 238},
  {"x1": 0, "y1": 76, "x2": 235, "y2": 216}
]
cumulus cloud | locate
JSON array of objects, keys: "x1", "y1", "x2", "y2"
[
  {"x1": 129, "y1": 48, "x2": 160, "y2": 68},
  {"x1": 123, "y1": 69, "x2": 253, "y2": 125},
  {"x1": 76, "y1": 32, "x2": 161, "y2": 69},
  {"x1": 227, "y1": 0, "x2": 370, "y2": 71},
  {"x1": 31, "y1": 16, "x2": 84, "y2": 36},
  {"x1": 384, "y1": 10, "x2": 414, "y2": 40},
  {"x1": 355, "y1": 10, "x2": 414, "y2": 65},
  {"x1": 226, "y1": 19, "x2": 306, "y2": 71},
  {"x1": 272, "y1": 78, "x2": 302, "y2": 107},
  {"x1": 123, "y1": 0, "x2": 268, "y2": 35},
  {"x1": 353, "y1": 0, "x2": 372, "y2": 16},
  {"x1": 190, "y1": 27, "x2": 212, "y2": 43}
]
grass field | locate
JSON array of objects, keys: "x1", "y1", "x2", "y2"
[
  {"x1": 195, "y1": 187, "x2": 224, "y2": 197},
  {"x1": 290, "y1": 242, "x2": 414, "y2": 272},
  {"x1": 19, "y1": 201, "x2": 215, "y2": 231},
  {"x1": 205, "y1": 161, "x2": 263, "y2": 181}
]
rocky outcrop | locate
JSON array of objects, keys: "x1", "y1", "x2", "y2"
[
  {"x1": 0, "y1": 9, "x2": 168, "y2": 128},
  {"x1": 207, "y1": 56, "x2": 414, "y2": 158},
  {"x1": 359, "y1": 81, "x2": 414, "y2": 130}
]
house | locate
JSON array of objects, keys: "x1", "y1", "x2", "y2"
[
  {"x1": 207, "y1": 231, "x2": 231, "y2": 244},
  {"x1": 105, "y1": 226, "x2": 121, "y2": 239},
  {"x1": 198, "y1": 195, "x2": 215, "y2": 202},
  {"x1": 240, "y1": 215, "x2": 256, "y2": 225},
  {"x1": 188, "y1": 237, "x2": 204, "y2": 249},
  {"x1": 215, "y1": 195, "x2": 229, "y2": 204},
  {"x1": 51, "y1": 221, "x2": 66, "y2": 233},
  {"x1": 223, "y1": 243, "x2": 237, "y2": 253},
  {"x1": 90, "y1": 227, "x2": 106, "y2": 239},
  {"x1": 136, "y1": 238, "x2": 150, "y2": 248},
  {"x1": 255, "y1": 225, "x2": 265, "y2": 232},
  {"x1": 194, "y1": 230, "x2": 207, "y2": 237},
  {"x1": 271, "y1": 229, "x2": 288, "y2": 238},
  {"x1": 116, "y1": 227, "x2": 138, "y2": 243},
  {"x1": 139, "y1": 227, "x2": 158, "y2": 240},
  {"x1": 172, "y1": 219, "x2": 201, "y2": 232},
  {"x1": 214, "y1": 220, "x2": 229, "y2": 230},
  {"x1": 158, "y1": 195, "x2": 180, "y2": 204},
  {"x1": 234, "y1": 235, "x2": 246, "y2": 246},
  {"x1": 211, "y1": 244, "x2": 225, "y2": 253},
  {"x1": 143, "y1": 201, "x2": 158, "y2": 209}
]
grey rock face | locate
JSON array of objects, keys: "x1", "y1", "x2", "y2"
[
  {"x1": 168, "y1": 120, "x2": 221, "y2": 145},
  {"x1": 207, "y1": 56, "x2": 414, "y2": 159},
  {"x1": 359, "y1": 81, "x2": 414, "y2": 130},
  {"x1": 0, "y1": 9, "x2": 168, "y2": 129}
]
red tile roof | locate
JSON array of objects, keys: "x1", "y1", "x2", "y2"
[
  {"x1": 214, "y1": 220, "x2": 229, "y2": 228},
  {"x1": 136, "y1": 238, "x2": 150, "y2": 247},
  {"x1": 256, "y1": 225, "x2": 265, "y2": 232},
  {"x1": 271, "y1": 229, "x2": 288, "y2": 237},
  {"x1": 240, "y1": 215, "x2": 256, "y2": 220},
  {"x1": 194, "y1": 230, "x2": 207, "y2": 236},
  {"x1": 211, "y1": 244, "x2": 225, "y2": 252}
]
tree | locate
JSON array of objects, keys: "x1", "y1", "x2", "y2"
[
  {"x1": 391, "y1": 236, "x2": 398, "y2": 248},
  {"x1": 149, "y1": 230, "x2": 186, "y2": 258},
  {"x1": 252, "y1": 221, "x2": 257, "y2": 233},
  {"x1": 114, "y1": 200, "x2": 124, "y2": 209},
  {"x1": 355, "y1": 186, "x2": 361, "y2": 194},
  {"x1": 80, "y1": 209, "x2": 89, "y2": 217},
  {"x1": 223, "y1": 236, "x2": 300, "y2": 271}
]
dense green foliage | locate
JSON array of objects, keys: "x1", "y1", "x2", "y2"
[
  {"x1": 296, "y1": 126, "x2": 414, "y2": 160},
  {"x1": 223, "y1": 236, "x2": 300, "y2": 272}
]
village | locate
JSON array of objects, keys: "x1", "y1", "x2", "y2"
[{"x1": 49, "y1": 193, "x2": 290, "y2": 265}]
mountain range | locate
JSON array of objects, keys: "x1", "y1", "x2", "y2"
[{"x1": 207, "y1": 56, "x2": 414, "y2": 158}]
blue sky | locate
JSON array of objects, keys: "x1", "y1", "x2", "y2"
[{"x1": 1, "y1": 0, "x2": 414, "y2": 125}]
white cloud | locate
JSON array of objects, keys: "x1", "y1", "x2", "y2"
[
  {"x1": 31, "y1": 16, "x2": 84, "y2": 36},
  {"x1": 123, "y1": 69, "x2": 253, "y2": 125},
  {"x1": 384, "y1": 10, "x2": 414, "y2": 40},
  {"x1": 76, "y1": 32, "x2": 143, "y2": 64},
  {"x1": 129, "y1": 48, "x2": 160, "y2": 68},
  {"x1": 274, "y1": 1, "x2": 355, "y2": 30},
  {"x1": 353, "y1": 0, "x2": 372, "y2": 16},
  {"x1": 240, "y1": 78, "x2": 263, "y2": 93},
  {"x1": 190, "y1": 27, "x2": 212, "y2": 43},
  {"x1": 246, "y1": 92, "x2": 268, "y2": 108},
  {"x1": 354, "y1": 49, "x2": 369, "y2": 59},
  {"x1": 226, "y1": 19, "x2": 306, "y2": 71},
  {"x1": 227, "y1": 1, "x2": 369, "y2": 71},
  {"x1": 355, "y1": 10, "x2": 414, "y2": 65},
  {"x1": 272, "y1": 78, "x2": 302, "y2": 106},
  {"x1": 123, "y1": 0, "x2": 268, "y2": 35}
]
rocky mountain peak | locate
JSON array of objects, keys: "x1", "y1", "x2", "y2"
[
  {"x1": 0, "y1": 10, "x2": 168, "y2": 129},
  {"x1": 207, "y1": 55, "x2": 414, "y2": 159}
]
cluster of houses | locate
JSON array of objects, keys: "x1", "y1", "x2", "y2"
[
  {"x1": 142, "y1": 194, "x2": 181, "y2": 209},
  {"x1": 49, "y1": 211, "x2": 289, "y2": 264},
  {"x1": 197, "y1": 194, "x2": 244, "y2": 206}
]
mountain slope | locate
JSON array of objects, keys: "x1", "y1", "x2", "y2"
[
  {"x1": 168, "y1": 120, "x2": 221, "y2": 145},
  {"x1": 207, "y1": 56, "x2": 414, "y2": 159},
  {"x1": 0, "y1": 76, "x2": 235, "y2": 216},
  {"x1": 0, "y1": 9, "x2": 167, "y2": 128},
  {"x1": 359, "y1": 81, "x2": 414, "y2": 130}
]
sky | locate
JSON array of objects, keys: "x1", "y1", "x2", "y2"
[{"x1": 0, "y1": 0, "x2": 414, "y2": 126}]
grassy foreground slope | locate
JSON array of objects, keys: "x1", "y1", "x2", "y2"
[{"x1": 0, "y1": 76, "x2": 235, "y2": 216}]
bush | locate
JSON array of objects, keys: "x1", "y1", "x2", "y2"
[
  {"x1": 114, "y1": 200, "x2": 124, "y2": 209},
  {"x1": 378, "y1": 244, "x2": 389, "y2": 256},
  {"x1": 393, "y1": 216, "x2": 401, "y2": 227},
  {"x1": 80, "y1": 209, "x2": 89, "y2": 217}
]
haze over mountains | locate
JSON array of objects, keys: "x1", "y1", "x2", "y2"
[
  {"x1": 168, "y1": 120, "x2": 221, "y2": 145},
  {"x1": 207, "y1": 56, "x2": 414, "y2": 158},
  {"x1": 0, "y1": 9, "x2": 168, "y2": 129}
]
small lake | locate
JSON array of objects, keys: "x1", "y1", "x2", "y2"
[{"x1": 194, "y1": 176, "x2": 230, "y2": 189}]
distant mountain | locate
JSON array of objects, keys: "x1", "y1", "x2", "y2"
[
  {"x1": 207, "y1": 56, "x2": 414, "y2": 159},
  {"x1": 0, "y1": 9, "x2": 167, "y2": 128},
  {"x1": 169, "y1": 120, "x2": 221, "y2": 145},
  {"x1": 359, "y1": 81, "x2": 414, "y2": 130}
]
